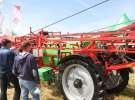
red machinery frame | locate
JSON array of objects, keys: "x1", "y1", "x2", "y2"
[{"x1": 14, "y1": 23, "x2": 135, "y2": 74}]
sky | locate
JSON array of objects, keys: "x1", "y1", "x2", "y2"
[{"x1": 0, "y1": 0, "x2": 135, "y2": 35}]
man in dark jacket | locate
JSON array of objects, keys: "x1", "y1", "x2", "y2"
[
  {"x1": 0, "y1": 39, "x2": 21, "y2": 100},
  {"x1": 13, "y1": 42, "x2": 40, "y2": 100}
]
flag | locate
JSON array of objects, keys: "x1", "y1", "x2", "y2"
[
  {"x1": 12, "y1": 4, "x2": 21, "y2": 36},
  {"x1": 14, "y1": 5, "x2": 21, "y2": 12},
  {"x1": 13, "y1": 5, "x2": 21, "y2": 22}
]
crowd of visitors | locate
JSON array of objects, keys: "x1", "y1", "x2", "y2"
[{"x1": 0, "y1": 39, "x2": 40, "y2": 100}]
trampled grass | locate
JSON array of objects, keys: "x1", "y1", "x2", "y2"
[{"x1": 7, "y1": 74, "x2": 135, "y2": 100}]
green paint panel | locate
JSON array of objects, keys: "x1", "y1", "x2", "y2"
[
  {"x1": 42, "y1": 49, "x2": 58, "y2": 65},
  {"x1": 43, "y1": 49, "x2": 58, "y2": 55},
  {"x1": 42, "y1": 48, "x2": 72, "y2": 65},
  {"x1": 54, "y1": 57, "x2": 59, "y2": 66},
  {"x1": 42, "y1": 56, "x2": 50, "y2": 65},
  {"x1": 38, "y1": 67, "x2": 53, "y2": 81}
]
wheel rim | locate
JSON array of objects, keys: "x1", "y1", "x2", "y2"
[{"x1": 62, "y1": 64, "x2": 94, "y2": 100}]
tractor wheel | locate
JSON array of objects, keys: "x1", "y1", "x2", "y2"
[
  {"x1": 105, "y1": 69, "x2": 129, "y2": 94},
  {"x1": 60, "y1": 59, "x2": 105, "y2": 100}
]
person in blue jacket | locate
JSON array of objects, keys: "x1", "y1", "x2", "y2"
[
  {"x1": 0, "y1": 39, "x2": 21, "y2": 100},
  {"x1": 12, "y1": 41, "x2": 40, "y2": 100}
]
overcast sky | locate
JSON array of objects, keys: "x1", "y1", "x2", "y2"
[{"x1": 0, "y1": 0, "x2": 135, "y2": 34}]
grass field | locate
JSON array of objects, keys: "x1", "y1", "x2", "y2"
[{"x1": 7, "y1": 74, "x2": 135, "y2": 100}]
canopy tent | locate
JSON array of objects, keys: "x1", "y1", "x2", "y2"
[{"x1": 108, "y1": 14, "x2": 134, "y2": 31}]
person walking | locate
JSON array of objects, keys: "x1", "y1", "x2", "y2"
[
  {"x1": 0, "y1": 39, "x2": 21, "y2": 100},
  {"x1": 12, "y1": 41, "x2": 40, "y2": 100}
]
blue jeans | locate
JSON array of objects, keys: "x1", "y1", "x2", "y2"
[{"x1": 19, "y1": 79, "x2": 40, "y2": 100}]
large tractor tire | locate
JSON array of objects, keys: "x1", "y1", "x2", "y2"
[
  {"x1": 59, "y1": 59, "x2": 105, "y2": 100},
  {"x1": 105, "y1": 69, "x2": 129, "y2": 94}
]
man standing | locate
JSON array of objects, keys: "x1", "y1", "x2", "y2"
[
  {"x1": 13, "y1": 41, "x2": 40, "y2": 100},
  {"x1": 0, "y1": 39, "x2": 21, "y2": 100}
]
